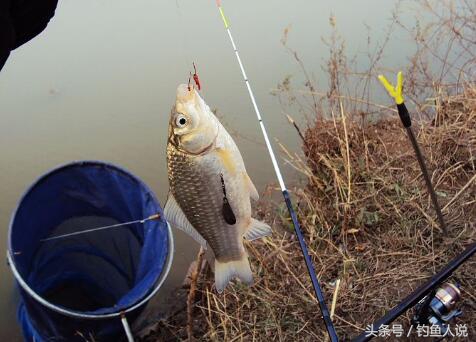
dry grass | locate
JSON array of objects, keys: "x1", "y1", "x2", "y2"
[
  {"x1": 142, "y1": 83, "x2": 476, "y2": 342},
  {"x1": 142, "y1": 1, "x2": 475, "y2": 341}
]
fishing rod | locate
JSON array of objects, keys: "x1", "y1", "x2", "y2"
[
  {"x1": 352, "y1": 242, "x2": 475, "y2": 342},
  {"x1": 40, "y1": 214, "x2": 161, "y2": 242},
  {"x1": 214, "y1": 1, "x2": 338, "y2": 341},
  {"x1": 378, "y1": 72, "x2": 448, "y2": 234},
  {"x1": 349, "y1": 73, "x2": 475, "y2": 341}
]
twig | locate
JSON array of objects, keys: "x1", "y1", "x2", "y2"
[
  {"x1": 340, "y1": 99, "x2": 352, "y2": 206},
  {"x1": 286, "y1": 114, "x2": 306, "y2": 142},
  {"x1": 187, "y1": 246, "x2": 205, "y2": 341},
  {"x1": 273, "y1": 88, "x2": 398, "y2": 113},
  {"x1": 323, "y1": 279, "x2": 342, "y2": 342},
  {"x1": 442, "y1": 173, "x2": 476, "y2": 212},
  {"x1": 330, "y1": 279, "x2": 341, "y2": 320}
]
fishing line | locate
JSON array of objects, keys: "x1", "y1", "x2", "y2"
[
  {"x1": 40, "y1": 214, "x2": 161, "y2": 242},
  {"x1": 175, "y1": 0, "x2": 204, "y2": 96},
  {"x1": 214, "y1": 1, "x2": 338, "y2": 341},
  {"x1": 175, "y1": 0, "x2": 193, "y2": 72}
]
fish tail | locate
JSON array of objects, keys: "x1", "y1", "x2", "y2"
[{"x1": 214, "y1": 256, "x2": 253, "y2": 293}]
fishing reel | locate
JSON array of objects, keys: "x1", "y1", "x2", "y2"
[{"x1": 412, "y1": 282, "x2": 462, "y2": 333}]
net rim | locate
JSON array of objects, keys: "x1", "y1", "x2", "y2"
[{"x1": 6, "y1": 160, "x2": 174, "y2": 319}]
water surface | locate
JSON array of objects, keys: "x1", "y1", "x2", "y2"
[{"x1": 0, "y1": 0, "x2": 409, "y2": 339}]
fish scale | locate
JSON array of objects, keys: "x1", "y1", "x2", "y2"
[
  {"x1": 167, "y1": 144, "x2": 244, "y2": 262},
  {"x1": 164, "y1": 84, "x2": 272, "y2": 292}
]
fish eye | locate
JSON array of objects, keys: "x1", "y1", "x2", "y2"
[{"x1": 175, "y1": 114, "x2": 188, "y2": 128}]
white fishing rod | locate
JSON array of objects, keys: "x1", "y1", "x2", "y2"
[{"x1": 215, "y1": 1, "x2": 338, "y2": 340}]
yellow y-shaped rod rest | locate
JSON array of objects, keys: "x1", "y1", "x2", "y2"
[
  {"x1": 378, "y1": 71, "x2": 404, "y2": 105},
  {"x1": 377, "y1": 71, "x2": 448, "y2": 234},
  {"x1": 378, "y1": 71, "x2": 411, "y2": 127}
]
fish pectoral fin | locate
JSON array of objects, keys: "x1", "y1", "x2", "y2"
[
  {"x1": 164, "y1": 193, "x2": 207, "y2": 249},
  {"x1": 243, "y1": 218, "x2": 272, "y2": 241},
  {"x1": 215, "y1": 148, "x2": 237, "y2": 175},
  {"x1": 214, "y1": 256, "x2": 253, "y2": 293},
  {"x1": 244, "y1": 173, "x2": 259, "y2": 201}
]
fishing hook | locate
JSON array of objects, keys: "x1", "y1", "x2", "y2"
[{"x1": 192, "y1": 62, "x2": 201, "y2": 90}]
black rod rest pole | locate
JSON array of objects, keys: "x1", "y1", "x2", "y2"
[
  {"x1": 352, "y1": 242, "x2": 476, "y2": 342},
  {"x1": 397, "y1": 103, "x2": 448, "y2": 233}
]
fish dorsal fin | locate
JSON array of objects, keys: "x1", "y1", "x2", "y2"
[
  {"x1": 164, "y1": 193, "x2": 207, "y2": 249},
  {"x1": 243, "y1": 172, "x2": 259, "y2": 201},
  {"x1": 243, "y1": 218, "x2": 272, "y2": 241}
]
